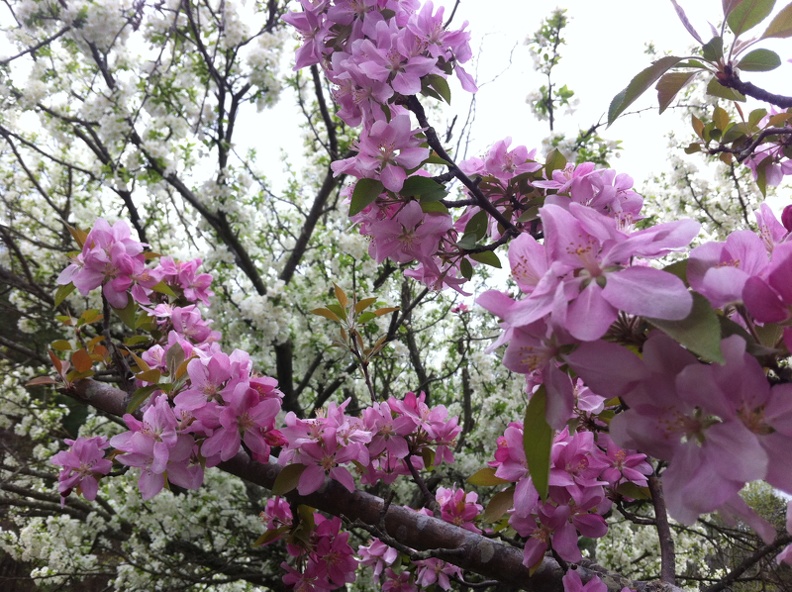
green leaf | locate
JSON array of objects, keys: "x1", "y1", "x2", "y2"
[
  {"x1": 727, "y1": 0, "x2": 775, "y2": 35},
  {"x1": 151, "y1": 280, "x2": 178, "y2": 298},
  {"x1": 54, "y1": 282, "x2": 76, "y2": 307},
  {"x1": 544, "y1": 148, "x2": 567, "y2": 176},
  {"x1": 425, "y1": 151, "x2": 451, "y2": 165},
  {"x1": 523, "y1": 386, "x2": 553, "y2": 500},
  {"x1": 253, "y1": 526, "x2": 289, "y2": 547},
  {"x1": 713, "y1": 105, "x2": 730, "y2": 130},
  {"x1": 272, "y1": 463, "x2": 306, "y2": 495},
  {"x1": 467, "y1": 467, "x2": 511, "y2": 487},
  {"x1": 326, "y1": 303, "x2": 348, "y2": 321},
  {"x1": 401, "y1": 176, "x2": 447, "y2": 202},
  {"x1": 762, "y1": 2, "x2": 792, "y2": 37},
  {"x1": 464, "y1": 210, "x2": 489, "y2": 240},
  {"x1": 419, "y1": 201, "x2": 449, "y2": 214},
  {"x1": 749, "y1": 108, "x2": 769, "y2": 126},
  {"x1": 456, "y1": 233, "x2": 478, "y2": 251},
  {"x1": 460, "y1": 258, "x2": 473, "y2": 280},
  {"x1": 421, "y1": 447, "x2": 435, "y2": 471},
  {"x1": 646, "y1": 292, "x2": 724, "y2": 363},
  {"x1": 127, "y1": 385, "x2": 160, "y2": 414},
  {"x1": 737, "y1": 48, "x2": 781, "y2": 71},
  {"x1": 78, "y1": 309, "x2": 102, "y2": 326},
  {"x1": 51, "y1": 339, "x2": 72, "y2": 352},
  {"x1": 702, "y1": 36, "x2": 724, "y2": 62},
  {"x1": 616, "y1": 482, "x2": 651, "y2": 501},
  {"x1": 706, "y1": 77, "x2": 747, "y2": 101},
  {"x1": 114, "y1": 296, "x2": 136, "y2": 329},
  {"x1": 663, "y1": 259, "x2": 689, "y2": 285},
  {"x1": 656, "y1": 71, "x2": 699, "y2": 113},
  {"x1": 723, "y1": 0, "x2": 743, "y2": 19},
  {"x1": 349, "y1": 179, "x2": 384, "y2": 216},
  {"x1": 428, "y1": 74, "x2": 452, "y2": 104},
  {"x1": 608, "y1": 56, "x2": 684, "y2": 125},
  {"x1": 482, "y1": 488, "x2": 515, "y2": 522},
  {"x1": 469, "y1": 250, "x2": 502, "y2": 268}
]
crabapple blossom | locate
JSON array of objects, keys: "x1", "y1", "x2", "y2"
[{"x1": 51, "y1": 436, "x2": 112, "y2": 502}]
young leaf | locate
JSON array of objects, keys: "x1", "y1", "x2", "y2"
[
  {"x1": 692, "y1": 114, "x2": 705, "y2": 139},
  {"x1": 151, "y1": 281, "x2": 178, "y2": 298},
  {"x1": 127, "y1": 385, "x2": 159, "y2": 414},
  {"x1": 71, "y1": 349, "x2": 93, "y2": 373},
  {"x1": 51, "y1": 340, "x2": 72, "y2": 352},
  {"x1": 523, "y1": 386, "x2": 553, "y2": 500},
  {"x1": 608, "y1": 56, "x2": 684, "y2": 125},
  {"x1": 706, "y1": 77, "x2": 747, "y2": 101},
  {"x1": 762, "y1": 2, "x2": 792, "y2": 37},
  {"x1": 702, "y1": 36, "x2": 724, "y2": 62},
  {"x1": 26, "y1": 376, "x2": 60, "y2": 387},
  {"x1": 311, "y1": 307, "x2": 341, "y2": 322},
  {"x1": 713, "y1": 105, "x2": 730, "y2": 130},
  {"x1": 467, "y1": 467, "x2": 511, "y2": 487},
  {"x1": 727, "y1": 0, "x2": 775, "y2": 35},
  {"x1": 272, "y1": 463, "x2": 306, "y2": 495},
  {"x1": 646, "y1": 292, "x2": 724, "y2": 363},
  {"x1": 333, "y1": 283, "x2": 348, "y2": 308},
  {"x1": 736, "y1": 48, "x2": 781, "y2": 71},
  {"x1": 354, "y1": 297, "x2": 378, "y2": 314},
  {"x1": 656, "y1": 71, "x2": 699, "y2": 113},
  {"x1": 66, "y1": 223, "x2": 88, "y2": 248},
  {"x1": 482, "y1": 488, "x2": 516, "y2": 522},
  {"x1": 544, "y1": 149, "x2": 567, "y2": 176},
  {"x1": 671, "y1": 0, "x2": 704, "y2": 43},
  {"x1": 349, "y1": 178, "x2": 384, "y2": 216},
  {"x1": 469, "y1": 251, "x2": 502, "y2": 268},
  {"x1": 54, "y1": 282, "x2": 76, "y2": 307}
]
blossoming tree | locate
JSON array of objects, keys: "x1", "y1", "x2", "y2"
[{"x1": 4, "y1": 0, "x2": 792, "y2": 591}]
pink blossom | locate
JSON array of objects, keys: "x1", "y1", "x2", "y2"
[
  {"x1": 51, "y1": 436, "x2": 112, "y2": 502},
  {"x1": 332, "y1": 114, "x2": 429, "y2": 192}
]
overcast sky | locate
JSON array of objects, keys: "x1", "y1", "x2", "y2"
[{"x1": 259, "y1": 1, "x2": 792, "y2": 192}]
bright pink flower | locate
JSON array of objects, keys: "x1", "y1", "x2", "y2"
[
  {"x1": 413, "y1": 557, "x2": 461, "y2": 591},
  {"x1": 436, "y1": 486, "x2": 482, "y2": 532},
  {"x1": 51, "y1": 436, "x2": 112, "y2": 502},
  {"x1": 359, "y1": 538, "x2": 399, "y2": 579},
  {"x1": 200, "y1": 382, "x2": 282, "y2": 463},
  {"x1": 688, "y1": 230, "x2": 768, "y2": 308},
  {"x1": 562, "y1": 569, "x2": 607, "y2": 592},
  {"x1": 332, "y1": 114, "x2": 429, "y2": 192},
  {"x1": 504, "y1": 203, "x2": 697, "y2": 341}
]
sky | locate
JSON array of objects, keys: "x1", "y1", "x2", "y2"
[{"x1": 261, "y1": 0, "x2": 792, "y2": 193}]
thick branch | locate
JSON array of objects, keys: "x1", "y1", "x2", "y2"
[
  {"x1": 64, "y1": 378, "x2": 684, "y2": 592},
  {"x1": 648, "y1": 474, "x2": 675, "y2": 585},
  {"x1": 718, "y1": 71, "x2": 792, "y2": 109}
]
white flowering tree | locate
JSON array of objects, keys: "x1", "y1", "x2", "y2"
[{"x1": 2, "y1": 1, "x2": 792, "y2": 592}]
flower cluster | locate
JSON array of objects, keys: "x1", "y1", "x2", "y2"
[
  {"x1": 357, "y1": 486, "x2": 478, "y2": 591},
  {"x1": 278, "y1": 391, "x2": 460, "y2": 494},
  {"x1": 489, "y1": 422, "x2": 651, "y2": 568},
  {"x1": 50, "y1": 436, "x2": 112, "y2": 503}
]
